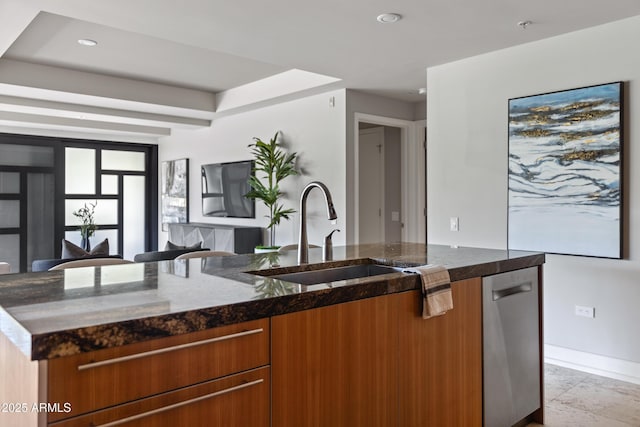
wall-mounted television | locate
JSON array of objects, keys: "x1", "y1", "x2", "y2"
[{"x1": 201, "y1": 160, "x2": 255, "y2": 218}]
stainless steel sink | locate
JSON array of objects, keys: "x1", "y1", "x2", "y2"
[{"x1": 261, "y1": 264, "x2": 403, "y2": 285}]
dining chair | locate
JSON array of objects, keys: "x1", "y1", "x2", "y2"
[
  {"x1": 174, "y1": 250, "x2": 237, "y2": 260},
  {"x1": 49, "y1": 258, "x2": 135, "y2": 270}
]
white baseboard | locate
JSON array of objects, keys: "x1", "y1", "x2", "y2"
[{"x1": 545, "y1": 344, "x2": 640, "y2": 385}]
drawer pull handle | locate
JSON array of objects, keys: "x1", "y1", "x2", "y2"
[
  {"x1": 78, "y1": 328, "x2": 264, "y2": 371},
  {"x1": 94, "y1": 378, "x2": 264, "y2": 427}
]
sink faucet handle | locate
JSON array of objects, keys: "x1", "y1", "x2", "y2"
[{"x1": 323, "y1": 229, "x2": 340, "y2": 262}]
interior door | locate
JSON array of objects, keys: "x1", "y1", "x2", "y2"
[{"x1": 358, "y1": 127, "x2": 385, "y2": 244}]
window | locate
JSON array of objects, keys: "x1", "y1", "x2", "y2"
[
  {"x1": 0, "y1": 134, "x2": 158, "y2": 272},
  {"x1": 0, "y1": 141, "x2": 54, "y2": 272}
]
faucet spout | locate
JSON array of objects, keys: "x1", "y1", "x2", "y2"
[{"x1": 298, "y1": 181, "x2": 337, "y2": 264}]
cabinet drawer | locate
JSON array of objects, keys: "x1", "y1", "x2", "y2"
[
  {"x1": 48, "y1": 318, "x2": 269, "y2": 422},
  {"x1": 49, "y1": 366, "x2": 270, "y2": 427}
]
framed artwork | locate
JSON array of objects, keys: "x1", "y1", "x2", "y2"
[
  {"x1": 508, "y1": 82, "x2": 623, "y2": 258},
  {"x1": 161, "y1": 158, "x2": 189, "y2": 232}
]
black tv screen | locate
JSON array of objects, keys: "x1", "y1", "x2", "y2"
[{"x1": 201, "y1": 160, "x2": 255, "y2": 218}]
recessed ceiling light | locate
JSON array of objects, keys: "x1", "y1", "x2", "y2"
[
  {"x1": 377, "y1": 13, "x2": 402, "y2": 24},
  {"x1": 77, "y1": 38, "x2": 98, "y2": 47}
]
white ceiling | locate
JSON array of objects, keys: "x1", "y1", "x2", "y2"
[
  {"x1": 1, "y1": 0, "x2": 640, "y2": 140},
  {"x1": 3, "y1": 12, "x2": 287, "y2": 93}
]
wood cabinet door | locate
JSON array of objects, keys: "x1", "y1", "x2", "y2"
[
  {"x1": 49, "y1": 367, "x2": 270, "y2": 427},
  {"x1": 48, "y1": 318, "x2": 269, "y2": 422},
  {"x1": 397, "y1": 279, "x2": 483, "y2": 426},
  {"x1": 272, "y1": 295, "x2": 398, "y2": 427}
]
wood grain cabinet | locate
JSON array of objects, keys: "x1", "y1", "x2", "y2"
[
  {"x1": 271, "y1": 294, "x2": 399, "y2": 427},
  {"x1": 47, "y1": 318, "x2": 270, "y2": 426},
  {"x1": 49, "y1": 367, "x2": 269, "y2": 427},
  {"x1": 1, "y1": 273, "x2": 529, "y2": 427},
  {"x1": 397, "y1": 278, "x2": 483, "y2": 426},
  {"x1": 271, "y1": 279, "x2": 483, "y2": 427}
]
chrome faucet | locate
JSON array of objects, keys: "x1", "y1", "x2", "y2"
[{"x1": 298, "y1": 181, "x2": 337, "y2": 264}]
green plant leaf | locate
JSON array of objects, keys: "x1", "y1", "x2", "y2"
[
  {"x1": 246, "y1": 131, "x2": 299, "y2": 245},
  {"x1": 72, "y1": 201, "x2": 98, "y2": 238}
]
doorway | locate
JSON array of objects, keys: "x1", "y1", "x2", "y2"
[
  {"x1": 358, "y1": 124, "x2": 402, "y2": 244},
  {"x1": 353, "y1": 114, "x2": 425, "y2": 245}
]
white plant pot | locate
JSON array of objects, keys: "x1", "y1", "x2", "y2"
[{"x1": 254, "y1": 247, "x2": 280, "y2": 254}]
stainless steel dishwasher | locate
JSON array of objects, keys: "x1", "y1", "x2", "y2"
[{"x1": 483, "y1": 266, "x2": 540, "y2": 427}]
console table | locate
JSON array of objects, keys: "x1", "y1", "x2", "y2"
[{"x1": 168, "y1": 223, "x2": 262, "y2": 254}]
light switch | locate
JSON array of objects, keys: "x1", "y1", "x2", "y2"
[
  {"x1": 575, "y1": 305, "x2": 595, "y2": 318},
  {"x1": 391, "y1": 211, "x2": 400, "y2": 222},
  {"x1": 450, "y1": 217, "x2": 459, "y2": 232}
]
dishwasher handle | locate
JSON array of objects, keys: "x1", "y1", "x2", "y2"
[{"x1": 492, "y1": 282, "x2": 532, "y2": 301}]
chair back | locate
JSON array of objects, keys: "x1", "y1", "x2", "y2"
[
  {"x1": 174, "y1": 250, "x2": 237, "y2": 260},
  {"x1": 49, "y1": 258, "x2": 134, "y2": 271}
]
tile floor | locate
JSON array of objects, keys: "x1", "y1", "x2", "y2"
[{"x1": 528, "y1": 364, "x2": 640, "y2": 426}]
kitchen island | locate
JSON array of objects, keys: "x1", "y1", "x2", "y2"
[{"x1": 0, "y1": 243, "x2": 544, "y2": 426}]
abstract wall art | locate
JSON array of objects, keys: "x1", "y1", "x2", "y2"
[
  {"x1": 161, "y1": 158, "x2": 189, "y2": 232},
  {"x1": 508, "y1": 82, "x2": 623, "y2": 258}
]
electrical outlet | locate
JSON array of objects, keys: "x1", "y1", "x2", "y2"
[
  {"x1": 575, "y1": 305, "x2": 595, "y2": 318},
  {"x1": 450, "y1": 217, "x2": 459, "y2": 232}
]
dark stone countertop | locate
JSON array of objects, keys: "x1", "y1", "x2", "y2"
[{"x1": 0, "y1": 243, "x2": 544, "y2": 360}]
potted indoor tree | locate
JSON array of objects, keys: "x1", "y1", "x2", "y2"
[{"x1": 245, "y1": 132, "x2": 299, "y2": 252}]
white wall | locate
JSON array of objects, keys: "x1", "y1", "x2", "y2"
[
  {"x1": 158, "y1": 89, "x2": 347, "y2": 250},
  {"x1": 427, "y1": 15, "x2": 640, "y2": 378},
  {"x1": 414, "y1": 100, "x2": 427, "y2": 121}
]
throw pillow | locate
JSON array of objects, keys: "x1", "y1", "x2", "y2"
[
  {"x1": 61, "y1": 238, "x2": 110, "y2": 259},
  {"x1": 164, "y1": 241, "x2": 202, "y2": 251}
]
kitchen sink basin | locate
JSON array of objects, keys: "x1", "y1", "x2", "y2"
[{"x1": 260, "y1": 264, "x2": 403, "y2": 285}]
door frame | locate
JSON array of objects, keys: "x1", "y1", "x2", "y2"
[{"x1": 353, "y1": 113, "x2": 424, "y2": 244}]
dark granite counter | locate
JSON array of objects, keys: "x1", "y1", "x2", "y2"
[{"x1": 0, "y1": 243, "x2": 544, "y2": 360}]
